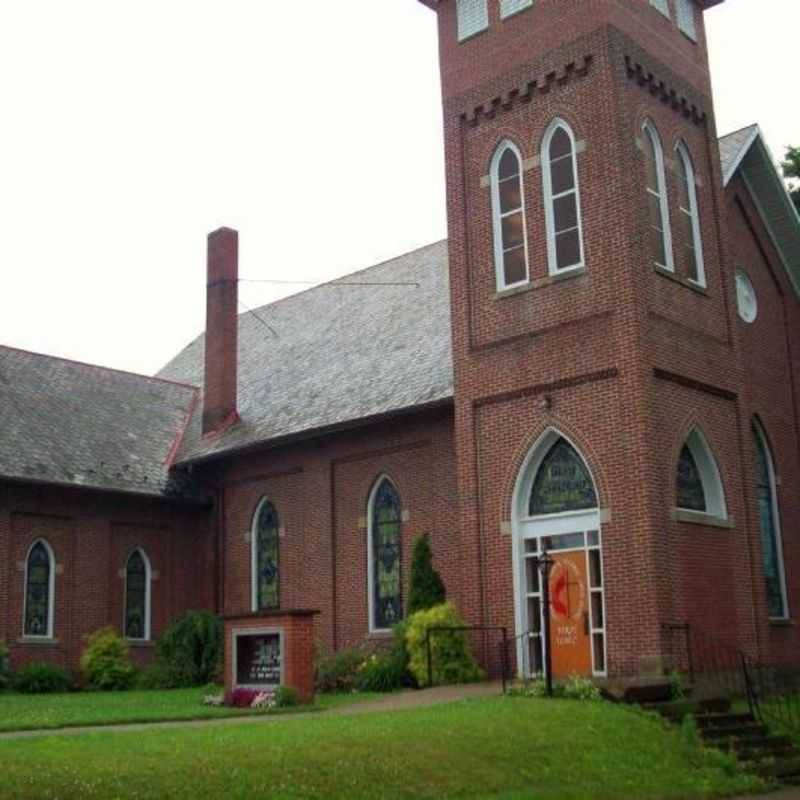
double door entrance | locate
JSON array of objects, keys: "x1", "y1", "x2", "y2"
[{"x1": 521, "y1": 529, "x2": 606, "y2": 678}]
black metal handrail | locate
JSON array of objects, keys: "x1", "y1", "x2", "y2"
[{"x1": 663, "y1": 622, "x2": 800, "y2": 737}]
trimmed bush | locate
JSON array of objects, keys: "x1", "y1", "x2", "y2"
[
  {"x1": 275, "y1": 685, "x2": 300, "y2": 708},
  {"x1": 13, "y1": 663, "x2": 71, "y2": 694},
  {"x1": 156, "y1": 611, "x2": 223, "y2": 688},
  {"x1": 132, "y1": 661, "x2": 175, "y2": 690},
  {"x1": 405, "y1": 602, "x2": 483, "y2": 688},
  {"x1": 315, "y1": 647, "x2": 365, "y2": 693},
  {"x1": 0, "y1": 641, "x2": 10, "y2": 692},
  {"x1": 80, "y1": 627, "x2": 135, "y2": 691},
  {"x1": 407, "y1": 534, "x2": 446, "y2": 615}
]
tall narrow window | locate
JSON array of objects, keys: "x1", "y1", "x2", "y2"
[
  {"x1": 491, "y1": 141, "x2": 529, "y2": 290},
  {"x1": 542, "y1": 120, "x2": 584, "y2": 274},
  {"x1": 24, "y1": 540, "x2": 54, "y2": 638},
  {"x1": 457, "y1": 0, "x2": 488, "y2": 41},
  {"x1": 676, "y1": 142, "x2": 705, "y2": 286},
  {"x1": 642, "y1": 120, "x2": 674, "y2": 271},
  {"x1": 753, "y1": 423, "x2": 789, "y2": 619},
  {"x1": 369, "y1": 477, "x2": 403, "y2": 631},
  {"x1": 252, "y1": 499, "x2": 280, "y2": 611},
  {"x1": 124, "y1": 549, "x2": 151, "y2": 641},
  {"x1": 676, "y1": 0, "x2": 697, "y2": 40},
  {"x1": 675, "y1": 428, "x2": 727, "y2": 519},
  {"x1": 500, "y1": 0, "x2": 533, "y2": 18}
]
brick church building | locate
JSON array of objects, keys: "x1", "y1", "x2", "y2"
[{"x1": 2, "y1": 0, "x2": 799, "y2": 682}]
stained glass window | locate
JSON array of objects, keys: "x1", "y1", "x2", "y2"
[
  {"x1": 255, "y1": 500, "x2": 280, "y2": 611},
  {"x1": 529, "y1": 438, "x2": 597, "y2": 516},
  {"x1": 125, "y1": 551, "x2": 148, "y2": 640},
  {"x1": 24, "y1": 542, "x2": 52, "y2": 637},
  {"x1": 676, "y1": 444, "x2": 707, "y2": 512},
  {"x1": 754, "y1": 427, "x2": 788, "y2": 618},
  {"x1": 371, "y1": 479, "x2": 403, "y2": 630}
]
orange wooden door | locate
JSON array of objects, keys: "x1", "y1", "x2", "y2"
[{"x1": 549, "y1": 550, "x2": 592, "y2": 678}]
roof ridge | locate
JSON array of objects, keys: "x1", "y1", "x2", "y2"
[
  {"x1": 0, "y1": 343, "x2": 200, "y2": 392},
  {"x1": 719, "y1": 122, "x2": 759, "y2": 140}
]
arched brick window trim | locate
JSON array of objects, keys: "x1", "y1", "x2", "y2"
[{"x1": 675, "y1": 427, "x2": 727, "y2": 519}]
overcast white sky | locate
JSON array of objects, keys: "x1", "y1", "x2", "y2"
[{"x1": 0, "y1": 0, "x2": 797, "y2": 376}]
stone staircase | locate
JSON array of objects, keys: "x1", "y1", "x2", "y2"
[{"x1": 634, "y1": 686, "x2": 800, "y2": 788}]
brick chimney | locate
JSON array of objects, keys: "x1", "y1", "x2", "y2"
[{"x1": 202, "y1": 227, "x2": 239, "y2": 435}]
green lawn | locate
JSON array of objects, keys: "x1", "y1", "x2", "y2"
[
  {"x1": 0, "y1": 697, "x2": 765, "y2": 799},
  {"x1": 0, "y1": 688, "x2": 382, "y2": 732}
]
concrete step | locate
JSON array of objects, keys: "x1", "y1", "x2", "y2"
[
  {"x1": 695, "y1": 712, "x2": 755, "y2": 729},
  {"x1": 754, "y1": 756, "x2": 800, "y2": 781},
  {"x1": 733, "y1": 736, "x2": 796, "y2": 760},
  {"x1": 701, "y1": 723, "x2": 767, "y2": 741}
]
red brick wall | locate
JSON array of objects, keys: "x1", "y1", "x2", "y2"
[
  {"x1": 0, "y1": 483, "x2": 213, "y2": 675},
  {"x1": 209, "y1": 406, "x2": 458, "y2": 655}
]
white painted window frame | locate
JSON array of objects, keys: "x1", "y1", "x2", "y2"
[
  {"x1": 500, "y1": 0, "x2": 533, "y2": 20},
  {"x1": 678, "y1": 428, "x2": 727, "y2": 520},
  {"x1": 22, "y1": 539, "x2": 56, "y2": 640},
  {"x1": 542, "y1": 118, "x2": 585, "y2": 276},
  {"x1": 457, "y1": 0, "x2": 489, "y2": 42},
  {"x1": 676, "y1": 0, "x2": 697, "y2": 40},
  {"x1": 251, "y1": 496, "x2": 279, "y2": 613},
  {"x1": 491, "y1": 140, "x2": 530, "y2": 291},
  {"x1": 124, "y1": 548, "x2": 152, "y2": 642},
  {"x1": 642, "y1": 119, "x2": 675, "y2": 272},
  {"x1": 753, "y1": 420, "x2": 790, "y2": 621},
  {"x1": 367, "y1": 474, "x2": 402, "y2": 634},
  {"x1": 675, "y1": 141, "x2": 706, "y2": 287}
]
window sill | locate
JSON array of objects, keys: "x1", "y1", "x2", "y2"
[
  {"x1": 458, "y1": 27, "x2": 487, "y2": 45},
  {"x1": 768, "y1": 618, "x2": 793, "y2": 628},
  {"x1": 495, "y1": 267, "x2": 586, "y2": 300},
  {"x1": 127, "y1": 640, "x2": 155, "y2": 648},
  {"x1": 367, "y1": 630, "x2": 393, "y2": 640},
  {"x1": 654, "y1": 265, "x2": 708, "y2": 295},
  {"x1": 17, "y1": 637, "x2": 59, "y2": 646},
  {"x1": 671, "y1": 508, "x2": 734, "y2": 529},
  {"x1": 500, "y1": 4, "x2": 533, "y2": 23}
]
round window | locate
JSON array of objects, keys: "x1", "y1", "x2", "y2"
[{"x1": 736, "y1": 270, "x2": 758, "y2": 323}]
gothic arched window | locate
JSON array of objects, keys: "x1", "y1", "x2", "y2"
[
  {"x1": 252, "y1": 499, "x2": 280, "y2": 611},
  {"x1": 491, "y1": 141, "x2": 529, "y2": 290},
  {"x1": 24, "y1": 540, "x2": 54, "y2": 638},
  {"x1": 675, "y1": 428, "x2": 727, "y2": 518},
  {"x1": 369, "y1": 477, "x2": 403, "y2": 631},
  {"x1": 529, "y1": 437, "x2": 597, "y2": 516},
  {"x1": 542, "y1": 120, "x2": 584, "y2": 274},
  {"x1": 753, "y1": 423, "x2": 789, "y2": 619},
  {"x1": 676, "y1": 142, "x2": 705, "y2": 286},
  {"x1": 125, "y1": 549, "x2": 151, "y2": 641},
  {"x1": 642, "y1": 120, "x2": 674, "y2": 271}
]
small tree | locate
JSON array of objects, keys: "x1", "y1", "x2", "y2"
[
  {"x1": 781, "y1": 146, "x2": 800, "y2": 213},
  {"x1": 407, "y1": 534, "x2": 446, "y2": 615}
]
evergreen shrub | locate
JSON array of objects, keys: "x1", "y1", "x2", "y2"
[{"x1": 80, "y1": 627, "x2": 136, "y2": 691}]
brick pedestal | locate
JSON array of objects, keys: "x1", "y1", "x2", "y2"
[{"x1": 224, "y1": 609, "x2": 318, "y2": 703}]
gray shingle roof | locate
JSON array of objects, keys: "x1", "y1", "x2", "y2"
[
  {"x1": 158, "y1": 239, "x2": 454, "y2": 464},
  {"x1": 0, "y1": 346, "x2": 200, "y2": 498},
  {"x1": 719, "y1": 124, "x2": 759, "y2": 185}
]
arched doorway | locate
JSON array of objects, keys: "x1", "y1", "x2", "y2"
[{"x1": 512, "y1": 430, "x2": 607, "y2": 679}]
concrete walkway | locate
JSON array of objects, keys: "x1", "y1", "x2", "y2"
[{"x1": 0, "y1": 682, "x2": 502, "y2": 742}]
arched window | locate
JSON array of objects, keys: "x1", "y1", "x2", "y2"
[
  {"x1": 24, "y1": 540, "x2": 54, "y2": 638},
  {"x1": 251, "y1": 499, "x2": 280, "y2": 612},
  {"x1": 368, "y1": 477, "x2": 403, "y2": 631},
  {"x1": 491, "y1": 141, "x2": 529, "y2": 290},
  {"x1": 542, "y1": 120, "x2": 584, "y2": 274},
  {"x1": 753, "y1": 423, "x2": 789, "y2": 619},
  {"x1": 124, "y1": 549, "x2": 151, "y2": 641},
  {"x1": 675, "y1": 142, "x2": 705, "y2": 286},
  {"x1": 529, "y1": 437, "x2": 597, "y2": 516},
  {"x1": 642, "y1": 120, "x2": 673, "y2": 271},
  {"x1": 675, "y1": 428, "x2": 726, "y2": 519}
]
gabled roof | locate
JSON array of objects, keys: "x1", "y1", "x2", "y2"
[
  {"x1": 0, "y1": 346, "x2": 201, "y2": 499},
  {"x1": 720, "y1": 124, "x2": 800, "y2": 298},
  {"x1": 158, "y1": 240, "x2": 454, "y2": 465}
]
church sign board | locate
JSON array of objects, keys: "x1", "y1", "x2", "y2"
[{"x1": 232, "y1": 628, "x2": 285, "y2": 689}]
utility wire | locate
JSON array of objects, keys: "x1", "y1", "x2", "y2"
[{"x1": 239, "y1": 278, "x2": 420, "y2": 287}]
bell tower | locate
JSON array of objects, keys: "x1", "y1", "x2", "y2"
[{"x1": 418, "y1": 0, "x2": 749, "y2": 679}]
